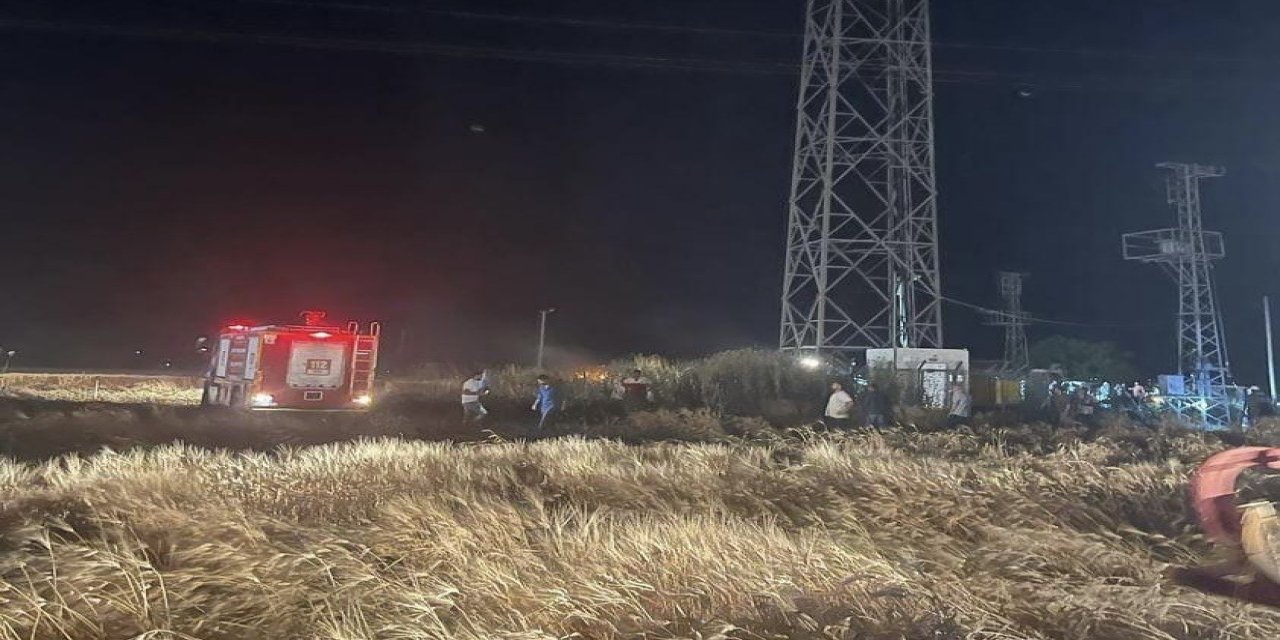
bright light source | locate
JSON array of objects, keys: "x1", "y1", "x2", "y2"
[
  {"x1": 353, "y1": 394, "x2": 373, "y2": 406},
  {"x1": 251, "y1": 393, "x2": 276, "y2": 407},
  {"x1": 310, "y1": 331, "x2": 332, "y2": 339},
  {"x1": 798, "y1": 356, "x2": 822, "y2": 370},
  {"x1": 226, "y1": 325, "x2": 247, "y2": 331}
]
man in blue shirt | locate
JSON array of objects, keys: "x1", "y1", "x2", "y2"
[{"x1": 531, "y1": 374, "x2": 560, "y2": 431}]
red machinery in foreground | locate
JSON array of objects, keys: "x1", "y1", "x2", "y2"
[
  {"x1": 202, "y1": 310, "x2": 380, "y2": 410},
  {"x1": 1176, "y1": 447, "x2": 1280, "y2": 606}
]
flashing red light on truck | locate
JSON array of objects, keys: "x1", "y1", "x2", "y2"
[{"x1": 201, "y1": 311, "x2": 380, "y2": 411}]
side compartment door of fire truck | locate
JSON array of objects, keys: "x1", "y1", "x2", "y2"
[
  {"x1": 203, "y1": 334, "x2": 262, "y2": 408},
  {"x1": 202, "y1": 336, "x2": 234, "y2": 407},
  {"x1": 240, "y1": 335, "x2": 262, "y2": 408}
]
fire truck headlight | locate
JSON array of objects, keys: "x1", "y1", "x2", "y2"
[
  {"x1": 251, "y1": 393, "x2": 276, "y2": 407},
  {"x1": 353, "y1": 394, "x2": 373, "y2": 406}
]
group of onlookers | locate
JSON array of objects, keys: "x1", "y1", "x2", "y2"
[
  {"x1": 1042, "y1": 381, "x2": 1103, "y2": 426},
  {"x1": 823, "y1": 380, "x2": 972, "y2": 429},
  {"x1": 1044, "y1": 379, "x2": 1180, "y2": 426},
  {"x1": 1042, "y1": 379, "x2": 1280, "y2": 427}
]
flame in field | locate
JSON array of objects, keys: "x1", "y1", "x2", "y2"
[{"x1": 573, "y1": 366, "x2": 610, "y2": 383}]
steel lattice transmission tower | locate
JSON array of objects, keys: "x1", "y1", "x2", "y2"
[
  {"x1": 1123, "y1": 162, "x2": 1233, "y2": 428},
  {"x1": 779, "y1": 0, "x2": 942, "y2": 355},
  {"x1": 986, "y1": 272, "x2": 1029, "y2": 373}
]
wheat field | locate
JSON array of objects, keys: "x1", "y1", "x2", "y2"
[
  {"x1": 1, "y1": 426, "x2": 1278, "y2": 639},
  {"x1": 0, "y1": 373, "x2": 203, "y2": 405}
]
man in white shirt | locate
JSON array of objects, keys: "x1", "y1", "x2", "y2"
[
  {"x1": 1131, "y1": 381, "x2": 1147, "y2": 402},
  {"x1": 824, "y1": 381, "x2": 854, "y2": 429},
  {"x1": 461, "y1": 371, "x2": 489, "y2": 422}
]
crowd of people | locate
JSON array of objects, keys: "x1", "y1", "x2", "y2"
[
  {"x1": 455, "y1": 367, "x2": 1280, "y2": 432},
  {"x1": 817, "y1": 376, "x2": 1278, "y2": 430},
  {"x1": 1039, "y1": 379, "x2": 1279, "y2": 427},
  {"x1": 1029, "y1": 378, "x2": 1277, "y2": 428},
  {"x1": 1040, "y1": 380, "x2": 1110, "y2": 427}
]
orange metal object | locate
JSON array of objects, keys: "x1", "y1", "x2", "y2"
[{"x1": 1176, "y1": 447, "x2": 1280, "y2": 606}]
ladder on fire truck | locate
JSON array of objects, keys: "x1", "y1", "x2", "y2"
[{"x1": 348, "y1": 321, "x2": 380, "y2": 398}]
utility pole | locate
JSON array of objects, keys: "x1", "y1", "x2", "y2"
[
  {"x1": 779, "y1": 0, "x2": 942, "y2": 356},
  {"x1": 1266, "y1": 296, "x2": 1276, "y2": 401},
  {"x1": 536, "y1": 308, "x2": 555, "y2": 370},
  {"x1": 986, "y1": 272, "x2": 1029, "y2": 373},
  {"x1": 1123, "y1": 162, "x2": 1232, "y2": 429}
]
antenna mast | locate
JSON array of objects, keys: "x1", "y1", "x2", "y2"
[{"x1": 1123, "y1": 162, "x2": 1233, "y2": 428}]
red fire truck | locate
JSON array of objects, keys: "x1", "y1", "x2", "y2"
[{"x1": 201, "y1": 311, "x2": 380, "y2": 410}]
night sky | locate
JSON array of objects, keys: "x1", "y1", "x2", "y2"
[{"x1": 3, "y1": 0, "x2": 1280, "y2": 381}]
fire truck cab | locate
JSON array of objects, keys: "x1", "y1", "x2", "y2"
[{"x1": 202, "y1": 311, "x2": 380, "y2": 410}]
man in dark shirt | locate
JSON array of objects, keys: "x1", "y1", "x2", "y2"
[
  {"x1": 863, "y1": 383, "x2": 890, "y2": 428},
  {"x1": 1246, "y1": 386, "x2": 1276, "y2": 427}
]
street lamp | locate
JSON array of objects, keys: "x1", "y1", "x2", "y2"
[
  {"x1": 537, "y1": 308, "x2": 556, "y2": 370},
  {"x1": 2, "y1": 350, "x2": 16, "y2": 374}
]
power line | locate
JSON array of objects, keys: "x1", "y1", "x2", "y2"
[
  {"x1": 0, "y1": 18, "x2": 1069, "y2": 83},
  {"x1": 0, "y1": 16, "x2": 1264, "y2": 93},
  {"x1": 940, "y1": 294, "x2": 1147, "y2": 329},
  {"x1": 233, "y1": 0, "x2": 796, "y2": 39},
  {"x1": 231, "y1": 0, "x2": 1280, "y2": 69},
  {"x1": 0, "y1": 18, "x2": 794, "y2": 74}
]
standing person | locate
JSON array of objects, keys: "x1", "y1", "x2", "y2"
[
  {"x1": 863, "y1": 382, "x2": 890, "y2": 428},
  {"x1": 1246, "y1": 386, "x2": 1276, "y2": 427},
  {"x1": 1050, "y1": 385, "x2": 1070, "y2": 426},
  {"x1": 1112, "y1": 383, "x2": 1133, "y2": 417},
  {"x1": 531, "y1": 374, "x2": 561, "y2": 432},
  {"x1": 1075, "y1": 384, "x2": 1098, "y2": 427},
  {"x1": 947, "y1": 382, "x2": 971, "y2": 428},
  {"x1": 619, "y1": 369, "x2": 654, "y2": 411},
  {"x1": 1041, "y1": 378, "x2": 1061, "y2": 423},
  {"x1": 1131, "y1": 381, "x2": 1147, "y2": 404},
  {"x1": 824, "y1": 381, "x2": 855, "y2": 429},
  {"x1": 461, "y1": 371, "x2": 489, "y2": 423},
  {"x1": 1065, "y1": 385, "x2": 1082, "y2": 424}
]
